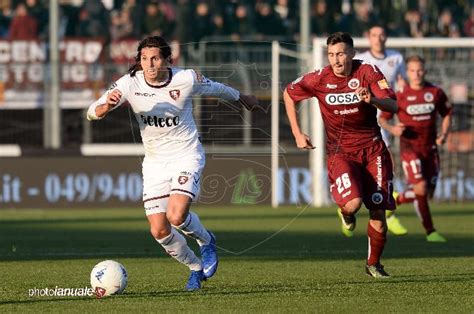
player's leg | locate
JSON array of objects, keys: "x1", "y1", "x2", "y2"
[
  {"x1": 402, "y1": 152, "x2": 446, "y2": 242},
  {"x1": 167, "y1": 158, "x2": 218, "y2": 279},
  {"x1": 142, "y1": 160, "x2": 204, "y2": 291},
  {"x1": 363, "y1": 142, "x2": 394, "y2": 277},
  {"x1": 147, "y1": 213, "x2": 204, "y2": 291},
  {"x1": 384, "y1": 148, "x2": 408, "y2": 235},
  {"x1": 167, "y1": 194, "x2": 218, "y2": 280},
  {"x1": 393, "y1": 188, "x2": 416, "y2": 205},
  {"x1": 328, "y1": 154, "x2": 364, "y2": 237},
  {"x1": 366, "y1": 209, "x2": 390, "y2": 278}
]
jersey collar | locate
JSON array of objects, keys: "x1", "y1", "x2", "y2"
[{"x1": 144, "y1": 68, "x2": 173, "y2": 89}]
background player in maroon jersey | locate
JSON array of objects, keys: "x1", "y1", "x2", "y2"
[
  {"x1": 283, "y1": 32, "x2": 398, "y2": 278},
  {"x1": 355, "y1": 24, "x2": 408, "y2": 236},
  {"x1": 379, "y1": 55, "x2": 452, "y2": 243}
]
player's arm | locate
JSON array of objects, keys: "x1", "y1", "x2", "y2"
[
  {"x1": 364, "y1": 66, "x2": 398, "y2": 113},
  {"x1": 378, "y1": 114, "x2": 405, "y2": 137},
  {"x1": 283, "y1": 89, "x2": 314, "y2": 149},
  {"x1": 436, "y1": 105, "x2": 452, "y2": 145},
  {"x1": 87, "y1": 90, "x2": 122, "y2": 120},
  {"x1": 396, "y1": 56, "x2": 407, "y2": 91},
  {"x1": 191, "y1": 70, "x2": 259, "y2": 111},
  {"x1": 87, "y1": 77, "x2": 129, "y2": 121},
  {"x1": 357, "y1": 86, "x2": 398, "y2": 113}
]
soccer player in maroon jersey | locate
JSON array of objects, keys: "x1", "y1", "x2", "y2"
[
  {"x1": 379, "y1": 55, "x2": 452, "y2": 243},
  {"x1": 283, "y1": 32, "x2": 398, "y2": 278}
]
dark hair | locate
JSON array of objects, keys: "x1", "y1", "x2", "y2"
[
  {"x1": 128, "y1": 36, "x2": 172, "y2": 77},
  {"x1": 368, "y1": 23, "x2": 386, "y2": 33},
  {"x1": 326, "y1": 32, "x2": 354, "y2": 48},
  {"x1": 406, "y1": 55, "x2": 425, "y2": 65}
]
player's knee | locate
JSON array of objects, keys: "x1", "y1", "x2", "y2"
[
  {"x1": 150, "y1": 226, "x2": 170, "y2": 240},
  {"x1": 166, "y1": 207, "x2": 188, "y2": 226},
  {"x1": 342, "y1": 198, "x2": 363, "y2": 215},
  {"x1": 369, "y1": 210, "x2": 387, "y2": 232},
  {"x1": 414, "y1": 181, "x2": 428, "y2": 196}
]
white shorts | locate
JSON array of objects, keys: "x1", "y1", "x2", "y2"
[{"x1": 142, "y1": 156, "x2": 205, "y2": 216}]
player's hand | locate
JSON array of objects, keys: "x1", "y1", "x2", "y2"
[
  {"x1": 391, "y1": 122, "x2": 405, "y2": 137},
  {"x1": 436, "y1": 133, "x2": 448, "y2": 146},
  {"x1": 396, "y1": 74, "x2": 406, "y2": 91},
  {"x1": 106, "y1": 89, "x2": 122, "y2": 109},
  {"x1": 356, "y1": 87, "x2": 372, "y2": 104},
  {"x1": 238, "y1": 94, "x2": 260, "y2": 111},
  {"x1": 294, "y1": 133, "x2": 315, "y2": 150}
]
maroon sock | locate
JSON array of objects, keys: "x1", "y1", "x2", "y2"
[
  {"x1": 397, "y1": 189, "x2": 415, "y2": 205},
  {"x1": 367, "y1": 223, "x2": 387, "y2": 266},
  {"x1": 414, "y1": 194, "x2": 435, "y2": 234}
]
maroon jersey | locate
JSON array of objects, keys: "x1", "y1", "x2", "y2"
[
  {"x1": 286, "y1": 60, "x2": 396, "y2": 153},
  {"x1": 381, "y1": 82, "x2": 452, "y2": 155}
]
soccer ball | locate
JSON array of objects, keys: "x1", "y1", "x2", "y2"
[{"x1": 90, "y1": 260, "x2": 128, "y2": 298}]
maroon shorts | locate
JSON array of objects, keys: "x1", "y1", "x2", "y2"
[
  {"x1": 400, "y1": 149, "x2": 440, "y2": 190},
  {"x1": 327, "y1": 141, "x2": 395, "y2": 210}
]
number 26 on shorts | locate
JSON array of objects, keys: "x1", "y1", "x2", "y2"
[{"x1": 336, "y1": 173, "x2": 352, "y2": 194}]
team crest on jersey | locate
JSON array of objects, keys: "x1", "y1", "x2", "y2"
[
  {"x1": 377, "y1": 79, "x2": 390, "y2": 89},
  {"x1": 388, "y1": 60, "x2": 395, "y2": 67},
  {"x1": 169, "y1": 89, "x2": 180, "y2": 100},
  {"x1": 371, "y1": 192, "x2": 383, "y2": 204},
  {"x1": 348, "y1": 78, "x2": 360, "y2": 89},
  {"x1": 424, "y1": 92, "x2": 434, "y2": 102},
  {"x1": 178, "y1": 176, "x2": 189, "y2": 185}
]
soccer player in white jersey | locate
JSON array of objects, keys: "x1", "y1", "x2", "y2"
[
  {"x1": 87, "y1": 36, "x2": 258, "y2": 291},
  {"x1": 353, "y1": 24, "x2": 408, "y2": 237}
]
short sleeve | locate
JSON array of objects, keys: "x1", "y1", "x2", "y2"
[
  {"x1": 366, "y1": 65, "x2": 396, "y2": 100},
  {"x1": 285, "y1": 72, "x2": 317, "y2": 102},
  {"x1": 436, "y1": 88, "x2": 452, "y2": 117},
  {"x1": 191, "y1": 69, "x2": 239, "y2": 101}
]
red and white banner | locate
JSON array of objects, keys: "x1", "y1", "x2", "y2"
[{"x1": 0, "y1": 38, "x2": 136, "y2": 109}]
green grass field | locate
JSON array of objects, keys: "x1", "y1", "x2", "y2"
[{"x1": 0, "y1": 203, "x2": 473, "y2": 312}]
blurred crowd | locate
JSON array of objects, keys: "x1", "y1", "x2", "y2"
[{"x1": 0, "y1": 0, "x2": 473, "y2": 42}]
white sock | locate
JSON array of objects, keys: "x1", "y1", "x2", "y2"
[
  {"x1": 175, "y1": 211, "x2": 211, "y2": 246},
  {"x1": 156, "y1": 228, "x2": 202, "y2": 271}
]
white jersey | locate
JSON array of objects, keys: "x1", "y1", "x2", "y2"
[
  {"x1": 87, "y1": 67, "x2": 240, "y2": 161},
  {"x1": 355, "y1": 49, "x2": 406, "y2": 89}
]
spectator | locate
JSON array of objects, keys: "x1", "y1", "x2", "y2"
[
  {"x1": 311, "y1": 0, "x2": 335, "y2": 36},
  {"x1": 75, "y1": 6, "x2": 109, "y2": 40},
  {"x1": 59, "y1": 3, "x2": 80, "y2": 38},
  {"x1": 255, "y1": 3, "x2": 285, "y2": 36},
  {"x1": 174, "y1": 0, "x2": 192, "y2": 43},
  {"x1": 25, "y1": 0, "x2": 47, "y2": 39},
  {"x1": 402, "y1": 9, "x2": 428, "y2": 37},
  {"x1": 338, "y1": 0, "x2": 378, "y2": 37},
  {"x1": 110, "y1": 9, "x2": 134, "y2": 41},
  {"x1": 374, "y1": 0, "x2": 407, "y2": 36},
  {"x1": 274, "y1": 0, "x2": 295, "y2": 36},
  {"x1": 463, "y1": 7, "x2": 474, "y2": 36},
  {"x1": 9, "y1": 2, "x2": 38, "y2": 40},
  {"x1": 192, "y1": 2, "x2": 213, "y2": 42},
  {"x1": 436, "y1": 8, "x2": 461, "y2": 37},
  {"x1": 122, "y1": 0, "x2": 144, "y2": 39},
  {"x1": 211, "y1": 14, "x2": 228, "y2": 36},
  {"x1": 158, "y1": 0, "x2": 176, "y2": 38},
  {"x1": 0, "y1": 2, "x2": 12, "y2": 38},
  {"x1": 231, "y1": 4, "x2": 255, "y2": 39},
  {"x1": 142, "y1": 1, "x2": 169, "y2": 37}
]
